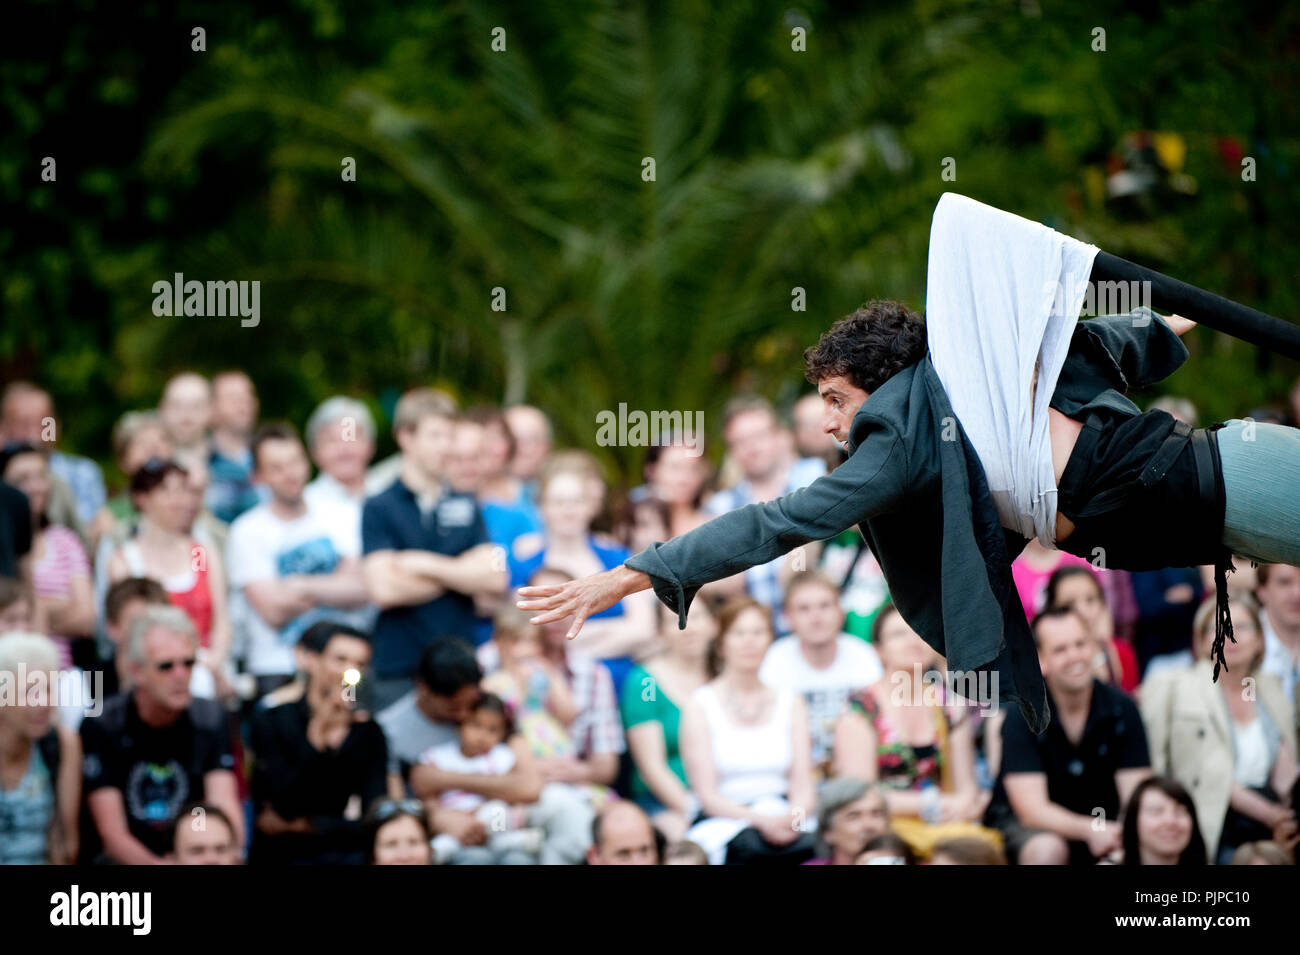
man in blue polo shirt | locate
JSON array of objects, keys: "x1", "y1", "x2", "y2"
[{"x1": 362, "y1": 389, "x2": 506, "y2": 711}]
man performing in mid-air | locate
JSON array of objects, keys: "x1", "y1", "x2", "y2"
[{"x1": 518, "y1": 195, "x2": 1300, "y2": 732}]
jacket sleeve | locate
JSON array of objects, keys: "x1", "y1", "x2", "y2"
[
  {"x1": 626, "y1": 428, "x2": 909, "y2": 627},
  {"x1": 1073, "y1": 307, "x2": 1189, "y2": 393}
]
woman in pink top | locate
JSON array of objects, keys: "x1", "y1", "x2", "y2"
[
  {"x1": 1012, "y1": 538, "x2": 1139, "y2": 641},
  {"x1": 1, "y1": 445, "x2": 94, "y2": 669},
  {"x1": 1010, "y1": 538, "x2": 1095, "y2": 623}
]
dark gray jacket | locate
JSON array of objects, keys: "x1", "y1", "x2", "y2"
[{"x1": 626, "y1": 309, "x2": 1189, "y2": 734}]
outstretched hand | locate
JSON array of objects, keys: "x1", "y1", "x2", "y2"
[{"x1": 516, "y1": 565, "x2": 650, "y2": 640}]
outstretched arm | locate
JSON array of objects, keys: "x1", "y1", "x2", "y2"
[{"x1": 520, "y1": 423, "x2": 907, "y2": 638}]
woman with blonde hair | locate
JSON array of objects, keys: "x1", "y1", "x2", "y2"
[
  {"x1": 0, "y1": 631, "x2": 81, "y2": 863},
  {"x1": 1141, "y1": 591, "x2": 1297, "y2": 864}
]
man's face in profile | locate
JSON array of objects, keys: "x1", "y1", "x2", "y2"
[{"x1": 816, "y1": 375, "x2": 871, "y2": 447}]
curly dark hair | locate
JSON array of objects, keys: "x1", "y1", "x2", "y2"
[{"x1": 803, "y1": 300, "x2": 928, "y2": 394}]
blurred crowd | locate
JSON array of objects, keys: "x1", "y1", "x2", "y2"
[{"x1": 1, "y1": 373, "x2": 1298, "y2": 865}]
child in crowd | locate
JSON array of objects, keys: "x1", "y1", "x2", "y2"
[
  {"x1": 0, "y1": 576, "x2": 34, "y2": 632},
  {"x1": 420, "y1": 693, "x2": 543, "y2": 864},
  {"x1": 663, "y1": 840, "x2": 710, "y2": 865},
  {"x1": 483, "y1": 609, "x2": 616, "y2": 808},
  {"x1": 482, "y1": 610, "x2": 579, "y2": 757}
]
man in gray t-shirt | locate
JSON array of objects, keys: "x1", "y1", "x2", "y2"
[{"x1": 377, "y1": 689, "x2": 457, "y2": 780}]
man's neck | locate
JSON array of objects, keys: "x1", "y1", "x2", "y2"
[
  {"x1": 797, "y1": 635, "x2": 839, "y2": 670},
  {"x1": 745, "y1": 462, "x2": 788, "y2": 502},
  {"x1": 175, "y1": 439, "x2": 211, "y2": 460},
  {"x1": 134, "y1": 691, "x2": 183, "y2": 729},
  {"x1": 211, "y1": 428, "x2": 249, "y2": 459},
  {"x1": 269, "y1": 495, "x2": 306, "y2": 521},
  {"x1": 1048, "y1": 678, "x2": 1093, "y2": 718},
  {"x1": 324, "y1": 470, "x2": 366, "y2": 498},
  {"x1": 400, "y1": 461, "x2": 443, "y2": 499}
]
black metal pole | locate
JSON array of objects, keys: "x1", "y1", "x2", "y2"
[{"x1": 1089, "y1": 251, "x2": 1300, "y2": 361}]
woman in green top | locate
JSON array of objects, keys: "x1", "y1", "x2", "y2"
[{"x1": 618, "y1": 599, "x2": 714, "y2": 841}]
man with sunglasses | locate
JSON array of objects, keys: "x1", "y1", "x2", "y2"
[{"x1": 79, "y1": 604, "x2": 242, "y2": 864}]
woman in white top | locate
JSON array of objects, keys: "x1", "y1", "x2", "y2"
[{"x1": 679, "y1": 597, "x2": 816, "y2": 865}]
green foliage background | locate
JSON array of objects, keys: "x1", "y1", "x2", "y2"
[{"x1": 3, "y1": 0, "x2": 1298, "y2": 489}]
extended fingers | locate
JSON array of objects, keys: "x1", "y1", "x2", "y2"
[
  {"x1": 524, "y1": 604, "x2": 574, "y2": 626},
  {"x1": 517, "y1": 585, "x2": 563, "y2": 597},
  {"x1": 516, "y1": 585, "x2": 569, "y2": 612}
]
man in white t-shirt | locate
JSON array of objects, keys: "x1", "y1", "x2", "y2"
[
  {"x1": 227, "y1": 423, "x2": 370, "y2": 697},
  {"x1": 303, "y1": 396, "x2": 377, "y2": 560},
  {"x1": 759, "y1": 571, "x2": 882, "y2": 771}
]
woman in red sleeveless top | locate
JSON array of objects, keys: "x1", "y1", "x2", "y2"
[{"x1": 107, "y1": 458, "x2": 233, "y2": 697}]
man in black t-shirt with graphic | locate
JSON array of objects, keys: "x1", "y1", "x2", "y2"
[
  {"x1": 984, "y1": 606, "x2": 1151, "y2": 865},
  {"x1": 81, "y1": 605, "x2": 242, "y2": 863}
]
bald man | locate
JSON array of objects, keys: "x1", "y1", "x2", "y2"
[
  {"x1": 504, "y1": 405, "x2": 553, "y2": 487},
  {"x1": 158, "y1": 373, "x2": 213, "y2": 472},
  {"x1": 587, "y1": 800, "x2": 660, "y2": 865}
]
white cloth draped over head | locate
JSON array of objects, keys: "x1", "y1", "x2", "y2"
[{"x1": 925, "y1": 192, "x2": 1100, "y2": 547}]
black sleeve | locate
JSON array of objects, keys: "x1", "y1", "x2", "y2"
[
  {"x1": 1076, "y1": 310, "x2": 1189, "y2": 393},
  {"x1": 998, "y1": 706, "x2": 1046, "y2": 776},
  {"x1": 79, "y1": 713, "x2": 121, "y2": 795}
]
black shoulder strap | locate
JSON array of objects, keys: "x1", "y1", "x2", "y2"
[{"x1": 839, "y1": 538, "x2": 868, "y2": 590}]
